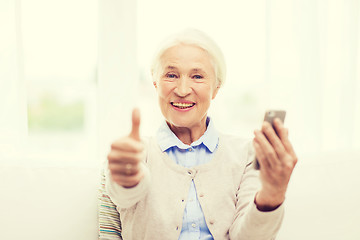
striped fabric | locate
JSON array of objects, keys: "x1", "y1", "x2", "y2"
[{"x1": 98, "y1": 168, "x2": 123, "y2": 240}]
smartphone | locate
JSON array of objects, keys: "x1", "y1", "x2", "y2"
[{"x1": 254, "y1": 110, "x2": 286, "y2": 170}]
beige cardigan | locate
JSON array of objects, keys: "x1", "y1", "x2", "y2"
[{"x1": 105, "y1": 134, "x2": 284, "y2": 240}]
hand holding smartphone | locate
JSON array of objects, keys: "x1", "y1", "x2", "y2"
[{"x1": 254, "y1": 110, "x2": 286, "y2": 170}]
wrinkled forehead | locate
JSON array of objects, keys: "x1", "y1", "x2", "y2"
[{"x1": 159, "y1": 43, "x2": 216, "y2": 72}]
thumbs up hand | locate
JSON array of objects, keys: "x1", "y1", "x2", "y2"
[
  {"x1": 129, "y1": 107, "x2": 141, "y2": 141},
  {"x1": 107, "y1": 108, "x2": 145, "y2": 188}
]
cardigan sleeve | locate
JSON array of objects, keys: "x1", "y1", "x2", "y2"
[
  {"x1": 229, "y1": 141, "x2": 284, "y2": 240},
  {"x1": 105, "y1": 162, "x2": 151, "y2": 209},
  {"x1": 105, "y1": 138, "x2": 152, "y2": 209}
]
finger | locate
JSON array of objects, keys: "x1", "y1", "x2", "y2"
[
  {"x1": 273, "y1": 119, "x2": 296, "y2": 157},
  {"x1": 109, "y1": 162, "x2": 140, "y2": 176},
  {"x1": 107, "y1": 150, "x2": 143, "y2": 164},
  {"x1": 261, "y1": 121, "x2": 286, "y2": 159},
  {"x1": 111, "y1": 170, "x2": 144, "y2": 187},
  {"x1": 111, "y1": 137, "x2": 144, "y2": 153},
  {"x1": 273, "y1": 118, "x2": 287, "y2": 139},
  {"x1": 254, "y1": 130, "x2": 280, "y2": 168},
  {"x1": 253, "y1": 140, "x2": 270, "y2": 169},
  {"x1": 129, "y1": 108, "x2": 141, "y2": 141}
]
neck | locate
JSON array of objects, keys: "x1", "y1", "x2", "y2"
[{"x1": 167, "y1": 117, "x2": 208, "y2": 145}]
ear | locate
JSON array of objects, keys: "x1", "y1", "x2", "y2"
[
  {"x1": 211, "y1": 83, "x2": 220, "y2": 100},
  {"x1": 151, "y1": 69, "x2": 158, "y2": 89},
  {"x1": 211, "y1": 81, "x2": 221, "y2": 100}
]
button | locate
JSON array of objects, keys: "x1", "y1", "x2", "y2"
[
  {"x1": 199, "y1": 193, "x2": 204, "y2": 197},
  {"x1": 188, "y1": 170, "x2": 192, "y2": 175},
  {"x1": 188, "y1": 148, "x2": 193, "y2": 152},
  {"x1": 176, "y1": 226, "x2": 179, "y2": 230},
  {"x1": 210, "y1": 220, "x2": 215, "y2": 225},
  {"x1": 191, "y1": 223, "x2": 197, "y2": 228}
]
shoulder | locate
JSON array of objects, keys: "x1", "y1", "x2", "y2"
[
  {"x1": 218, "y1": 133, "x2": 255, "y2": 165},
  {"x1": 140, "y1": 136, "x2": 163, "y2": 163},
  {"x1": 219, "y1": 133, "x2": 252, "y2": 150}
]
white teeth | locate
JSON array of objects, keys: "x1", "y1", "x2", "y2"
[{"x1": 172, "y1": 102, "x2": 195, "y2": 108}]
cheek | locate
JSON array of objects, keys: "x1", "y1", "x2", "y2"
[
  {"x1": 157, "y1": 83, "x2": 173, "y2": 99},
  {"x1": 198, "y1": 86, "x2": 214, "y2": 101}
]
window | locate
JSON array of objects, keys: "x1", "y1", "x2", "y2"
[
  {"x1": 2, "y1": 0, "x2": 359, "y2": 166},
  {"x1": 136, "y1": 0, "x2": 360, "y2": 157},
  {"x1": 22, "y1": 0, "x2": 98, "y2": 166}
]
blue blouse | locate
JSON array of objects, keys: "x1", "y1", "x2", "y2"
[{"x1": 156, "y1": 117, "x2": 218, "y2": 240}]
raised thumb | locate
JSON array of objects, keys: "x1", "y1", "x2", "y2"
[{"x1": 129, "y1": 108, "x2": 141, "y2": 141}]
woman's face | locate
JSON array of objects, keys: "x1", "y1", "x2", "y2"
[{"x1": 154, "y1": 44, "x2": 219, "y2": 130}]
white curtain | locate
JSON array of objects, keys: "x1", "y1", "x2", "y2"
[
  {"x1": 136, "y1": 0, "x2": 360, "y2": 159},
  {"x1": 265, "y1": 0, "x2": 360, "y2": 155},
  {"x1": 97, "y1": 0, "x2": 138, "y2": 159},
  {"x1": 1, "y1": 0, "x2": 99, "y2": 167},
  {"x1": 0, "y1": 0, "x2": 27, "y2": 161},
  {"x1": 1, "y1": 0, "x2": 359, "y2": 163}
]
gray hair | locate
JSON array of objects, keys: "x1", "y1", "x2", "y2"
[{"x1": 150, "y1": 29, "x2": 226, "y2": 88}]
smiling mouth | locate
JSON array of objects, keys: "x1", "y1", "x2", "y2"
[{"x1": 171, "y1": 102, "x2": 196, "y2": 109}]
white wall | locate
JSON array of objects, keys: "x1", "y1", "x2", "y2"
[{"x1": 278, "y1": 151, "x2": 360, "y2": 239}]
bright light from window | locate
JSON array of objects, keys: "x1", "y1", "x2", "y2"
[{"x1": 21, "y1": 0, "x2": 98, "y2": 165}]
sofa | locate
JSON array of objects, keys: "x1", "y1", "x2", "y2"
[{"x1": 1, "y1": 151, "x2": 359, "y2": 240}]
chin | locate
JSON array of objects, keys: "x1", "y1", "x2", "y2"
[
  {"x1": 168, "y1": 118, "x2": 192, "y2": 128},
  {"x1": 169, "y1": 115, "x2": 205, "y2": 129},
  {"x1": 161, "y1": 107, "x2": 207, "y2": 129}
]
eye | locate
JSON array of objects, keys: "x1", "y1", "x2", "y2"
[
  {"x1": 166, "y1": 73, "x2": 178, "y2": 78},
  {"x1": 192, "y1": 75, "x2": 203, "y2": 79}
]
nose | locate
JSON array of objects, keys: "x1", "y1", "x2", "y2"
[{"x1": 174, "y1": 77, "x2": 192, "y2": 97}]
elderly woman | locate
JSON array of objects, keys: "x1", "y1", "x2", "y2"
[{"x1": 102, "y1": 29, "x2": 297, "y2": 240}]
